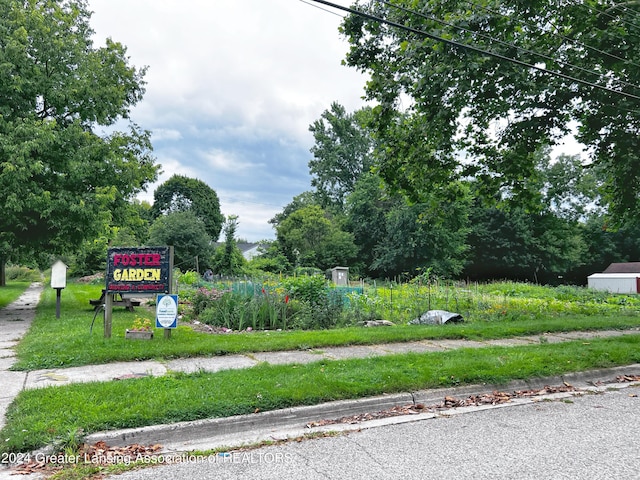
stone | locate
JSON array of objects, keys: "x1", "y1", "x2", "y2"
[{"x1": 361, "y1": 320, "x2": 395, "y2": 327}]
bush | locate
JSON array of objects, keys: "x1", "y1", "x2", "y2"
[
  {"x1": 191, "y1": 287, "x2": 228, "y2": 316},
  {"x1": 178, "y1": 270, "x2": 201, "y2": 286},
  {"x1": 293, "y1": 266, "x2": 323, "y2": 277},
  {"x1": 281, "y1": 275, "x2": 327, "y2": 304},
  {"x1": 6, "y1": 265, "x2": 41, "y2": 282}
]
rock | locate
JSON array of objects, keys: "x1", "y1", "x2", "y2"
[
  {"x1": 409, "y1": 310, "x2": 464, "y2": 325},
  {"x1": 361, "y1": 320, "x2": 395, "y2": 327}
]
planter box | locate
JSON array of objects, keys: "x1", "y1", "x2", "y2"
[{"x1": 125, "y1": 330, "x2": 154, "y2": 340}]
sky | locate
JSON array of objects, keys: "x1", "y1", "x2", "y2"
[{"x1": 88, "y1": 0, "x2": 367, "y2": 242}]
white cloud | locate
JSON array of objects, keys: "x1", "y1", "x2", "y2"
[
  {"x1": 151, "y1": 129, "x2": 183, "y2": 142},
  {"x1": 88, "y1": 0, "x2": 368, "y2": 240},
  {"x1": 200, "y1": 148, "x2": 257, "y2": 173}
]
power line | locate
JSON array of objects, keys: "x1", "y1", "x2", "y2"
[
  {"x1": 565, "y1": 0, "x2": 640, "y2": 32},
  {"x1": 461, "y1": 0, "x2": 640, "y2": 72},
  {"x1": 378, "y1": 0, "x2": 640, "y2": 96},
  {"x1": 616, "y1": 3, "x2": 640, "y2": 23},
  {"x1": 299, "y1": 0, "x2": 345, "y2": 18},
  {"x1": 306, "y1": 0, "x2": 640, "y2": 103}
]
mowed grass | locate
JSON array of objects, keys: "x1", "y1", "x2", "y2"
[
  {"x1": 2, "y1": 334, "x2": 639, "y2": 454},
  {"x1": 11, "y1": 282, "x2": 640, "y2": 370},
  {"x1": 0, "y1": 281, "x2": 31, "y2": 309}
]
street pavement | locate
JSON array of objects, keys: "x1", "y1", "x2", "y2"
[
  {"x1": 0, "y1": 283, "x2": 639, "y2": 479},
  {"x1": 108, "y1": 385, "x2": 640, "y2": 480}
]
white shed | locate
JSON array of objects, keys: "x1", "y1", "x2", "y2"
[{"x1": 587, "y1": 273, "x2": 640, "y2": 294}]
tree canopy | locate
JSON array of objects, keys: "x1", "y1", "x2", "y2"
[
  {"x1": 0, "y1": 0, "x2": 158, "y2": 284},
  {"x1": 341, "y1": 0, "x2": 640, "y2": 219},
  {"x1": 276, "y1": 205, "x2": 358, "y2": 272},
  {"x1": 152, "y1": 174, "x2": 224, "y2": 241},
  {"x1": 148, "y1": 211, "x2": 213, "y2": 272},
  {"x1": 308, "y1": 102, "x2": 375, "y2": 211}
]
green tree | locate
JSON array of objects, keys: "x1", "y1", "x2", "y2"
[
  {"x1": 309, "y1": 103, "x2": 375, "y2": 211},
  {"x1": 276, "y1": 205, "x2": 357, "y2": 271},
  {"x1": 534, "y1": 153, "x2": 604, "y2": 222},
  {"x1": 246, "y1": 240, "x2": 292, "y2": 274},
  {"x1": 341, "y1": 0, "x2": 640, "y2": 220},
  {"x1": 371, "y1": 184, "x2": 470, "y2": 279},
  {"x1": 345, "y1": 172, "x2": 470, "y2": 278},
  {"x1": 345, "y1": 173, "x2": 400, "y2": 277},
  {"x1": 152, "y1": 175, "x2": 224, "y2": 241},
  {"x1": 269, "y1": 191, "x2": 319, "y2": 229},
  {"x1": 148, "y1": 211, "x2": 213, "y2": 273},
  {"x1": 0, "y1": 0, "x2": 158, "y2": 285},
  {"x1": 210, "y1": 215, "x2": 245, "y2": 276}
]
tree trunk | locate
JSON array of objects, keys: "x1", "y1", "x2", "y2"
[{"x1": 0, "y1": 257, "x2": 6, "y2": 287}]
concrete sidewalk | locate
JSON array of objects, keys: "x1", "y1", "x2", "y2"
[
  {"x1": 1, "y1": 283, "x2": 639, "y2": 451},
  {"x1": 0, "y1": 283, "x2": 43, "y2": 431}
]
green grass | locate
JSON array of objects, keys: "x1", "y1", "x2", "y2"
[
  {"x1": 0, "y1": 281, "x2": 31, "y2": 309},
  {"x1": 3, "y1": 334, "x2": 639, "y2": 454},
  {"x1": 12, "y1": 282, "x2": 640, "y2": 370}
]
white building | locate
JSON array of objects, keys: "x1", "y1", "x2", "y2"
[{"x1": 587, "y1": 263, "x2": 640, "y2": 294}]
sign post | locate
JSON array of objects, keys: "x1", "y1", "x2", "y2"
[{"x1": 50, "y1": 260, "x2": 67, "y2": 319}]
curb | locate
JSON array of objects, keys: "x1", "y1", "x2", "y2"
[{"x1": 84, "y1": 363, "x2": 640, "y2": 453}]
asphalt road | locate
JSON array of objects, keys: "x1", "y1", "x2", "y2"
[{"x1": 109, "y1": 385, "x2": 640, "y2": 480}]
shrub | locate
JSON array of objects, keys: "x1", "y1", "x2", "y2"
[
  {"x1": 293, "y1": 266, "x2": 323, "y2": 277},
  {"x1": 281, "y1": 275, "x2": 327, "y2": 304},
  {"x1": 191, "y1": 287, "x2": 228, "y2": 316},
  {"x1": 178, "y1": 270, "x2": 201, "y2": 286},
  {"x1": 6, "y1": 265, "x2": 41, "y2": 282}
]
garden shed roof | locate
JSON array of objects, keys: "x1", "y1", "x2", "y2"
[{"x1": 603, "y1": 262, "x2": 640, "y2": 274}]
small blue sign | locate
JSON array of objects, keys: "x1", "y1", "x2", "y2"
[{"x1": 156, "y1": 294, "x2": 178, "y2": 329}]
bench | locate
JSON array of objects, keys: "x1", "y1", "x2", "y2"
[{"x1": 90, "y1": 290, "x2": 141, "y2": 312}]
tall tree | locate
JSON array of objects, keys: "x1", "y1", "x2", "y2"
[
  {"x1": 211, "y1": 215, "x2": 246, "y2": 275},
  {"x1": 152, "y1": 175, "x2": 224, "y2": 241},
  {"x1": 269, "y1": 191, "x2": 319, "y2": 229},
  {"x1": 341, "y1": 0, "x2": 640, "y2": 219},
  {"x1": 0, "y1": 0, "x2": 158, "y2": 285},
  {"x1": 308, "y1": 103, "x2": 375, "y2": 211},
  {"x1": 276, "y1": 205, "x2": 358, "y2": 271},
  {"x1": 148, "y1": 211, "x2": 213, "y2": 272},
  {"x1": 345, "y1": 173, "x2": 397, "y2": 277}
]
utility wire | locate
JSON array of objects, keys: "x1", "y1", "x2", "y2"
[
  {"x1": 378, "y1": 0, "x2": 640, "y2": 95},
  {"x1": 299, "y1": 0, "x2": 345, "y2": 18},
  {"x1": 460, "y1": 0, "x2": 640, "y2": 72},
  {"x1": 616, "y1": 3, "x2": 640, "y2": 22},
  {"x1": 306, "y1": 0, "x2": 640, "y2": 103},
  {"x1": 564, "y1": 0, "x2": 640, "y2": 31}
]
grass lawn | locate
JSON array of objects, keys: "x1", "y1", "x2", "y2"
[
  {"x1": 3, "y1": 334, "x2": 640, "y2": 454},
  {"x1": 3, "y1": 280, "x2": 640, "y2": 456},
  {"x1": 11, "y1": 282, "x2": 640, "y2": 370},
  {"x1": 0, "y1": 281, "x2": 31, "y2": 309}
]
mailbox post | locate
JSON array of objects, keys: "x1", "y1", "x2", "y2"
[{"x1": 51, "y1": 260, "x2": 67, "y2": 319}]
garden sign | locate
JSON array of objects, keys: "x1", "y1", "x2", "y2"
[
  {"x1": 102, "y1": 246, "x2": 174, "y2": 338},
  {"x1": 106, "y1": 246, "x2": 172, "y2": 294}
]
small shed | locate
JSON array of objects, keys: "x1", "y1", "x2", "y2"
[
  {"x1": 587, "y1": 263, "x2": 640, "y2": 294},
  {"x1": 331, "y1": 266, "x2": 349, "y2": 286}
]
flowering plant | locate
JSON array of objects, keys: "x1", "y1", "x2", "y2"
[{"x1": 128, "y1": 316, "x2": 153, "y2": 332}]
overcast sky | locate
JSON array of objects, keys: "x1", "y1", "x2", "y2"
[{"x1": 88, "y1": 0, "x2": 366, "y2": 242}]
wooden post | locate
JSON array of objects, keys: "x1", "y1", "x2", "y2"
[
  {"x1": 55, "y1": 288, "x2": 62, "y2": 319},
  {"x1": 104, "y1": 293, "x2": 113, "y2": 339}
]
